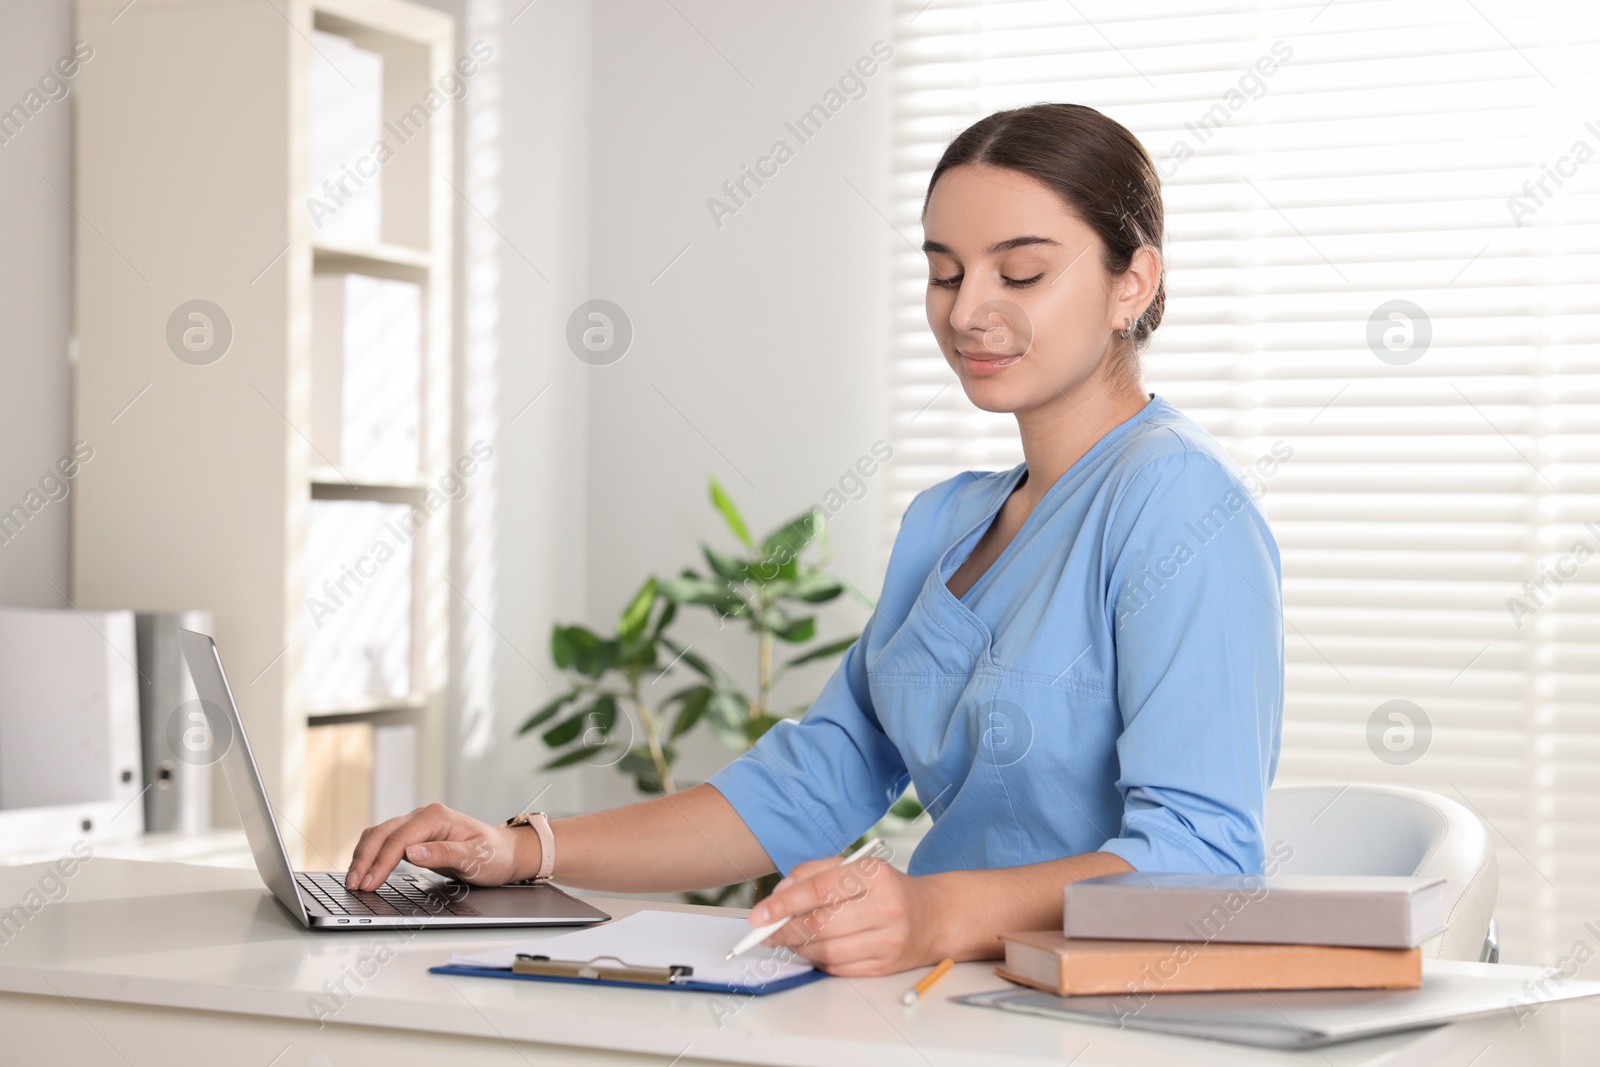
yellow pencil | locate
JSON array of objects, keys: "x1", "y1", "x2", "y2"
[{"x1": 901, "y1": 958, "x2": 955, "y2": 1005}]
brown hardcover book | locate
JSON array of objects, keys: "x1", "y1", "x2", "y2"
[{"x1": 997, "y1": 931, "x2": 1422, "y2": 997}]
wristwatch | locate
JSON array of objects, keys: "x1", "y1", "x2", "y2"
[{"x1": 502, "y1": 811, "x2": 555, "y2": 883}]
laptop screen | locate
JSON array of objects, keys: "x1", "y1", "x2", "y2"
[{"x1": 177, "y1": 629, "x2": 310, "y2": 922}]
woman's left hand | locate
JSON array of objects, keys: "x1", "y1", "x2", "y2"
[{"x1": 747, "y1": 849, "x2": 949, "y2": 976}]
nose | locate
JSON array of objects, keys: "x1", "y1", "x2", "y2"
[
  {"x1": 954, "y1": 297, "x2": 1033, "y2": 357},
  {"x1": 948, "y1": 278, "x2": 1032, "y2": 356},
  {"x1": 947, "y1": 275, "x2": 999, "y2": 339}
]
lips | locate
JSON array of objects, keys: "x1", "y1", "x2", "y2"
[{"x1": 956, "y1": 348, "x2": 1022, "y2": 378}]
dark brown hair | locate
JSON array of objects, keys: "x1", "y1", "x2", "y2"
[{"x1": 922, "y1": 103, "x2": 1166, "y2": 349}]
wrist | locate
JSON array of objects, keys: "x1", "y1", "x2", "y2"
[
  {"x1": 506, "y1": 824, "x2": 544, "y2": 882},
  {"x1": 921, "y1": 870, "x2": 990, "y2": 961}
]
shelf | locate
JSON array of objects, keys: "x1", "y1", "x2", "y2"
[
  {"x1": 74, "y1": 0, "x2": 455, "y2": 867},
  {"x1": 306, "y1": 693, "x2": 428, "y2": 722},
  {"x1": 310, "y1": 468, "x2": 430, "y2": 494},
  {"x1": 314, "y1": 0, "x2": 454, "y2": 43},
  {"x1": 313, "y1": 239, "x2": 432, "y2": 274}
]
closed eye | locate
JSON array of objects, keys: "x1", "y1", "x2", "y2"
[{"x1": 928, "y1": 273, "x2": 1045, "y2": 289}]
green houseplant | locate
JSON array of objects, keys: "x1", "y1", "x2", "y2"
[
  {"x1": 653, "y1": 477, "x2": 860, "y2": 756},
  {"x1": 517, "y1": 477, "x2": 922, "y2": 904},
  {"x1": 515, "y1": 574, "x2": 685, "y2": 794}
]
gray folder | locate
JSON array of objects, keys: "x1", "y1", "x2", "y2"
[{"x1": 956, "y1": 965, "x2": 1600, "y2": 1050}]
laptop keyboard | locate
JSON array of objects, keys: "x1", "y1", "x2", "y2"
[{"x1": 297, "y1": 871, "x2": 481, "y2": 918}]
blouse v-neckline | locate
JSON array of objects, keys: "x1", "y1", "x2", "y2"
[
  {"x1": 943, "y1": 464, "x2": 1030, "y2": 606},
  {"x1": 937, "y1": 395, "x2": 1163, "y2": 613}
]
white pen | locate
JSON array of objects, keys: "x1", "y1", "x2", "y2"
[{"x1": 724, "y1": 836, "x2": 886, "y2": 960}]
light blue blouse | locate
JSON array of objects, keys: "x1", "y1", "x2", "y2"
[{"x1": 707, "y1": 395, "x2": 1284, "y2": 878}]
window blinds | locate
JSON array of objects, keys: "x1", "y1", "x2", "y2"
[{"x1": 886, "y1": 0, "x2": 1600, "y2": 980}]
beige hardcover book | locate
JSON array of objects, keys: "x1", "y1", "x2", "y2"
[
  {"x1": 303, "y1": 722, "x2": 374, "y2": 870},
  {"x1": 998, "y1": 931, "x2": 1422, "y2": 996},
  {"x1": 1063, "y1": 873, "x2": 1447, "y2": 949},
  {"x1": 303, "y1": 725, "x2": 336, "y2": 867}
]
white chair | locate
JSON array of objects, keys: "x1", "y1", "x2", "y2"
[{"x1": 1263, "y1": 783, "x2": 1499, "y2": 962}]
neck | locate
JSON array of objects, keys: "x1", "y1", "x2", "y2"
[{"x1": 1013, "y1": 365, "x2": 1149, "y2": 499}]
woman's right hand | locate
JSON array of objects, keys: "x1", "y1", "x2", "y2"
[{"x1": 343, "y1": 802, "x2": 533, "y2": 890}]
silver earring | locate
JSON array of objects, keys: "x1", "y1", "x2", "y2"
[{"x1": 1119, "y1": 318, "x2": 1135, "y2": 340}]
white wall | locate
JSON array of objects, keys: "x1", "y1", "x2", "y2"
[
  {"x1": 580, "y1": 0, "x2": 894, "y2": 803},
  {"x1": 0, "y1": 0, "x2": 75, "y2": 607},
  {"x1": 441, "y1": 0, "x2": 896, "y2": 817},
  {"x1": 431, "y1": 0, "x2": 602, "y2": 822}
]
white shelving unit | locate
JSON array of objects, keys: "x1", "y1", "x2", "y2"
[{"x1": 72, "y1": 0, "x2": 455, "y2": 864}]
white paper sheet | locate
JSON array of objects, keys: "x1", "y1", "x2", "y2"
[{"x1": 448, "y1": 909, "x2": 815, "y2": 987}]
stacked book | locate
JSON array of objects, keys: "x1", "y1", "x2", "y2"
[{"x1": 1000, "y1": 873, "x2": 1445, "y2": 996}]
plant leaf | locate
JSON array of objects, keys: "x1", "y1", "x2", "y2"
[
  {"x1": 782, "y1": 572, "x2": 844, "y2": 604},
  {"x1": 618, "y1": 637, "x2": 659, "y2": 675},
  {"x1": 683, "y1": 884, "x2": 746, "y2": 908},
  {"x1": 745, "y1": 713, "x2": 786, "y2": 744},
  {"x1": 580, "y1": 638, "x2": 622, "y2": 679},
  {"x1": 660, "y1": 682, "x2": 706, "y2": 707},
  {"x1": 669, "y1": 685, "x2": 712, "y2": 739},
  {"x1": 541, "y1": 746, "x2": 600, "y2": 771},
  {"x1": 583, "y1": 693, "x2": 619, "y2": 737},
  {"x1": 558, "y1": 625, "x2": 609, "y2": 678},
  {"x1": 709, "y1": 477, "x2": 754, "y2": 549},
  {"x1": 658, "y1": 574, "x2": 747, "y2": 616},
  {"x1": 550, "y1": 626, "x2": 577, "y2": 670},
  {"x1": 618, "y1": 576, "x2": 657, "y2": 642},
  {"x1": 617, "y1": 745, "x2": 676, "y2": 795},
  {"x1": 702, "y1": 545, "x2": 749, "y2": 585},
  {"x1": 541, "y1": 710, "x2": 588, "y2": 748},
  {"x1": 772, "y1": 616, "x2": 816, "y2": 643},
  {"x1": 616, "y1": 747, "x2": 658, "y2": 778},
  {"x1": 516, "y1": 690, "x2": 578, "y2": 735},
  {"x1": 784, "y1": 634, "x2": 858, "y2": 668},
  {"x1": 889, "y1": 795, "x2": 926, "y2": 821},
  {"x1": 707, "y1": 690, "x2": 750, "y2": 750},
  {"x1": 761, "y1": 508, "x2": 823, "y2": 562}
]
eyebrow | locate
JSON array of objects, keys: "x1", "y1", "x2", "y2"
[{"x1": 921, "y1": 235, "x2": 1061, "y2": 255}]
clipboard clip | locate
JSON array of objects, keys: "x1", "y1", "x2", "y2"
[{"x1": 512, "y1": 953, "x2": 694, "y2": 985}]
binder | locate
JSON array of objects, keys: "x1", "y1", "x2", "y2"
[
  {"x1": 0, "y1": 607, "x2": 145, "y2": 845},
  {"x1": 135, "y1": 610, "x2": 214, "y2": 834},
  {"x1": 428, "y1": 909, "x2": 827, "y2": 995}
]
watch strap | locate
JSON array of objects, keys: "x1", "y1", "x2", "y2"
[{"x1": 503, "y1": 811, "x2": 555, "y2": 882}]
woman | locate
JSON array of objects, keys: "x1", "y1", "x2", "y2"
[{"x1": 345, "y1": 103, "x2": 1284, "y2": 977}]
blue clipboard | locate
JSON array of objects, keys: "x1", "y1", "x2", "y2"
[{"x1": 429, "y1": 960, "x2": 827, "y2": 995}]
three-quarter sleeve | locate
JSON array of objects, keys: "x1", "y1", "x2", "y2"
[
  {"x1": 705, "y1": 610, "x2": 910, "y2": 875},
  {"x1": 1096, "y1": 447, "x2": 1285, "y2": 876}
]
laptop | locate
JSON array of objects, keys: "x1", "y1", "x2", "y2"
[{"x1": 178, "y1": 628, "x2": 611, "y2": 929}]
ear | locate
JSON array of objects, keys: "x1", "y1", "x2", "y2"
[{"x1": 1110, "y1": 245, "x2": 1162, "y2": 330}]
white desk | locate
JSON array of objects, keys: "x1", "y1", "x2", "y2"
[{"x1": 0, "y1": 857, "x2": 1578, "y2": 1066}]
